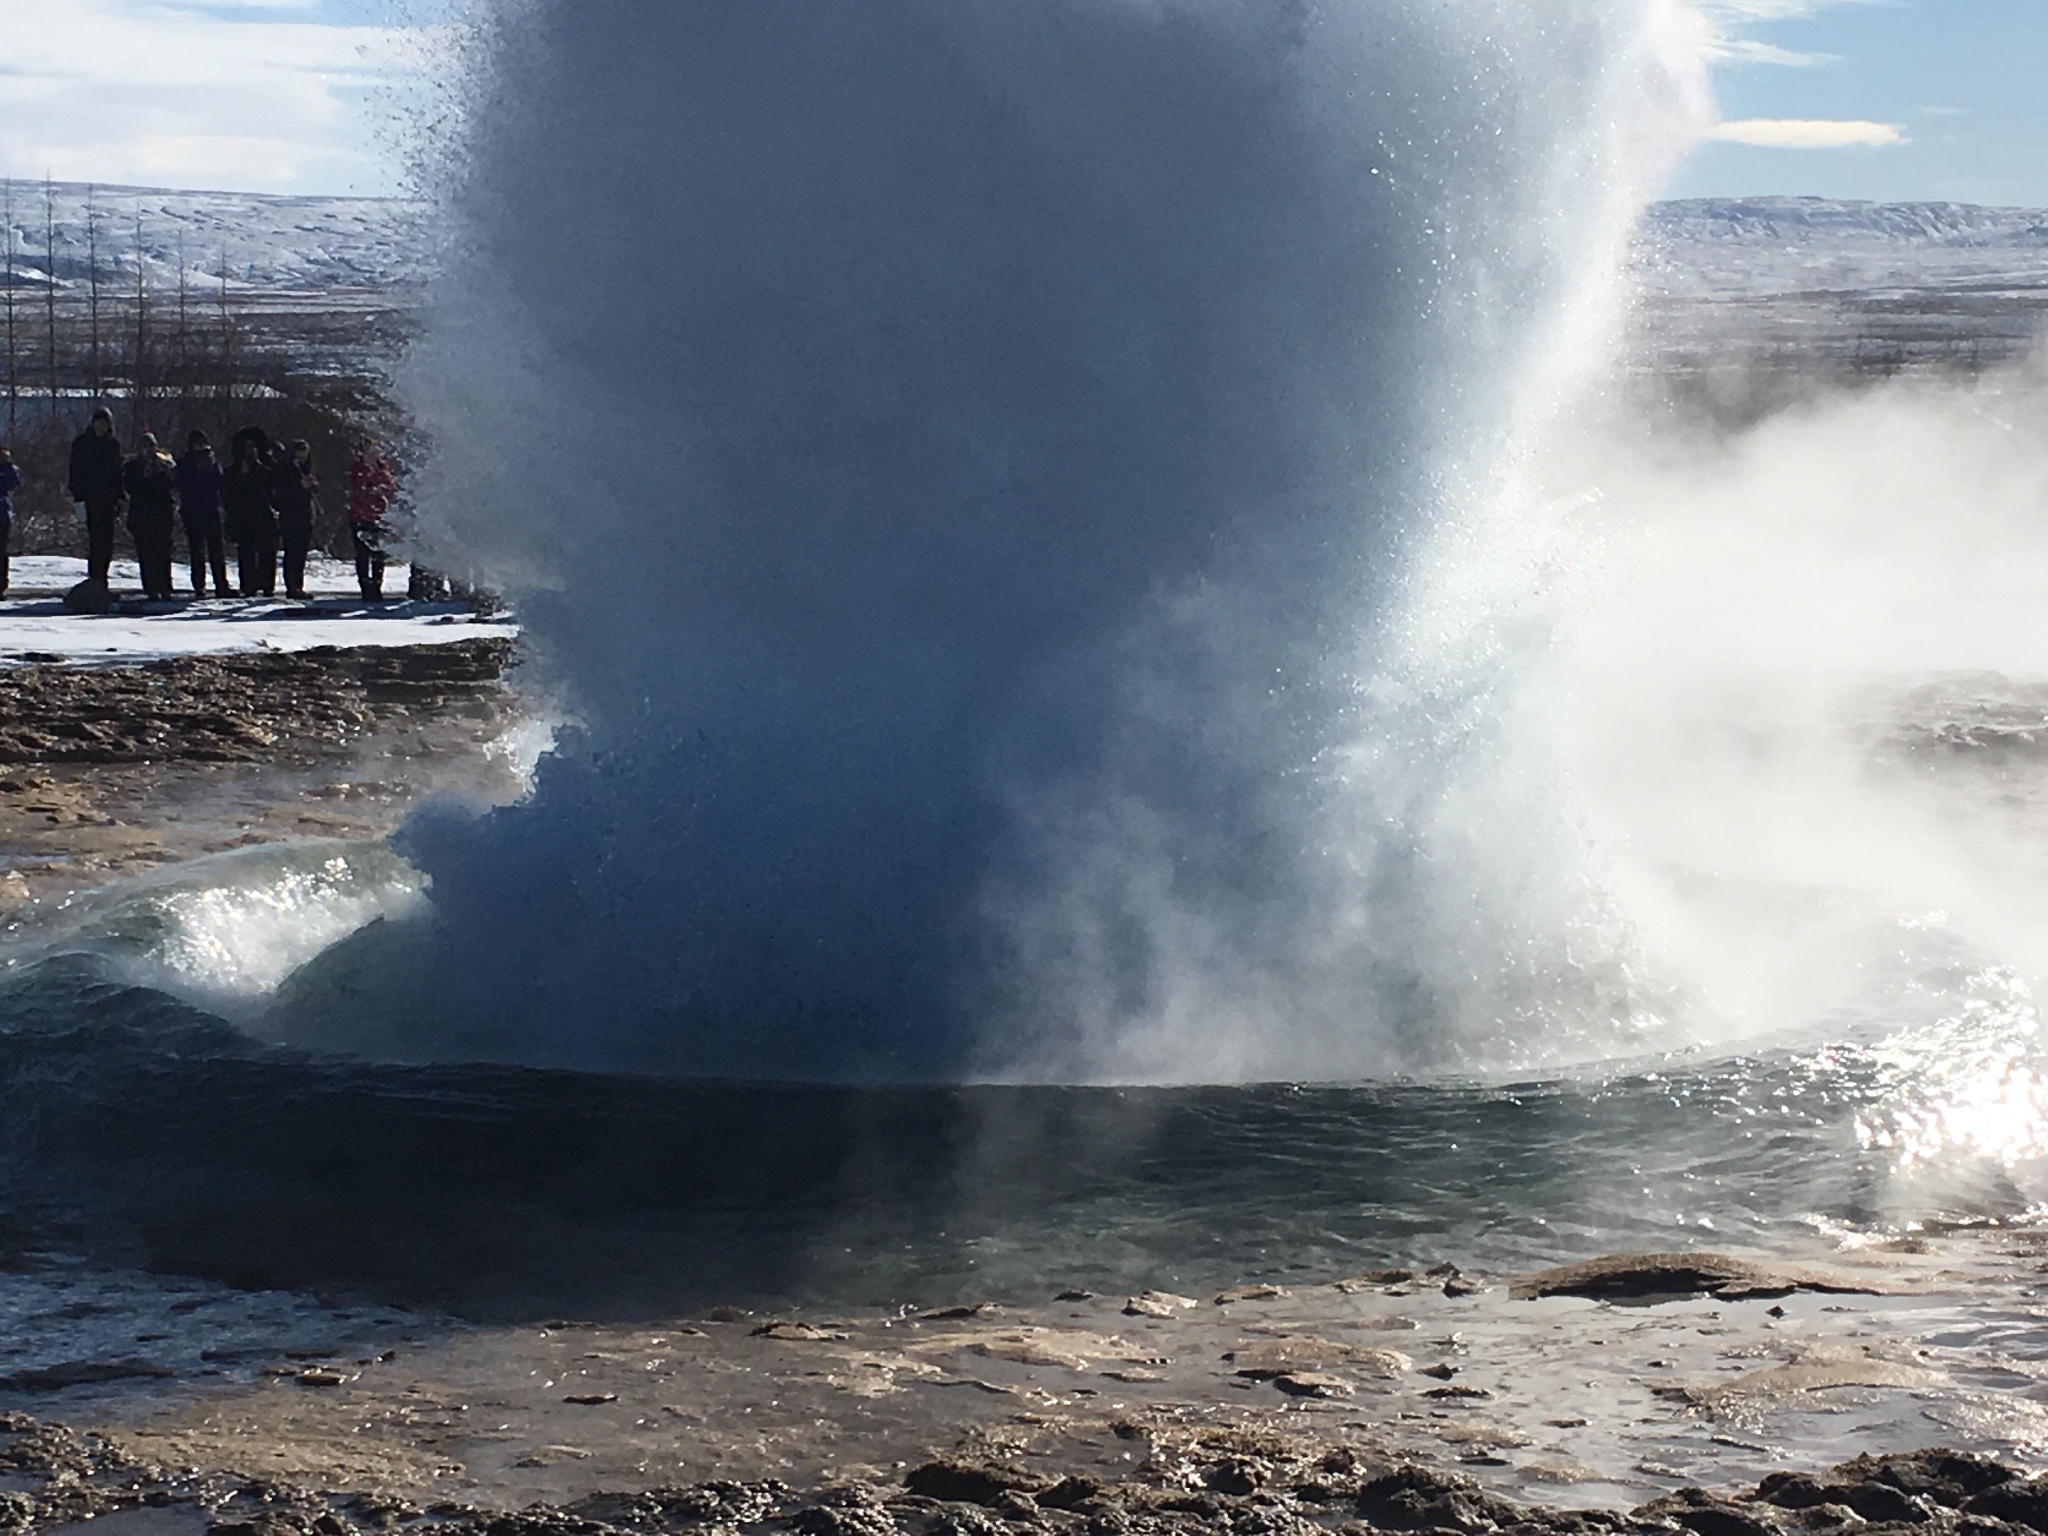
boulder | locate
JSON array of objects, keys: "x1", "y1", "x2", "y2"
[
  {"x1": 62, "y1": 578, "x2": 112, "y2": 615},
  {"x1": 1510, "y1": 1252, "x2": 1882, "y2": 1303}
]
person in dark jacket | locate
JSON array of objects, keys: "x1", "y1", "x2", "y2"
[
  {"x1": 123, "y1": 433, "x2": 180, "y2": 600},
  {"x1": 174, "y1": 430, "x2": 230, "y2": 597},
  {"x1": 67, "y1": 406, "x2": 125, "y2": 585},
  {"x1": 273, "y1": 439, "x2": 319, "y2": 601},
  {"x1": 0, "y1": 446, "x2": 21, "y2": 598},
  {"x1": 223, "y1": 427, "x2": 277, "y2": 597}
]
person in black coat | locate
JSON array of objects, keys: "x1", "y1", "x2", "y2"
[
  {"x1": 67, "y1": 406, "x2": 125, "y2": 585},
  {"x1": 273, "y1": 439, "x2": 319, "y2": 601},
  {"x1": 122, "y1": 433, "x2": 180, "y2": 600},
  {"x1": 223, "y1": 428, "x2": 278, "y2": 597},
  {"x1": 175, "y1": 430, "x2": 231, "y2": 597}
]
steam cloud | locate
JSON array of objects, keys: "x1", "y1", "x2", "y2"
[{"x1": 277, "y1": 0, "x2": 1708, "y2": 1081}]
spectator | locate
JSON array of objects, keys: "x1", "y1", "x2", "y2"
[
  {"x1": 67, "y1": 406, "x2": 125, "y2": 587},
  {"x1": 224, "y1": 427, "x2": 278, "y2": 597},
  {"x1": 274, "y1": 439, "x2": 319, "y2": 601},
  {"x1": 123, "y1": 433, "x2": 181, "y2": 601},
  {"x1": 175, "y1": 430, "x2": 231, "y2": 598},
  {"x1": 0, "y1": 446, "x2": 20, "y2": 599},
  {"x1": 347, "y1": 436, "x2": 397, "y2": 602}
]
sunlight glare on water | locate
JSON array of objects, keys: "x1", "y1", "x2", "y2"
[{"x1": 1851, "y1": 966, "x2": 2048, "y2": 1177}]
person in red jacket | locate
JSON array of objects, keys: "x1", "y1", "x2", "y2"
[{"x1": 347, "y1": 436, "x2": 397, "y2": 602}]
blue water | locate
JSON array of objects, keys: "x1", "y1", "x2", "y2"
[{"x1": 1, "y1": 917, "x2": 2039, "y2": 1324}]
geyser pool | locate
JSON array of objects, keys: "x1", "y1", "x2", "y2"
[{"x1": 269, "y1": 0, "x2": 1703, "y2": 1080}]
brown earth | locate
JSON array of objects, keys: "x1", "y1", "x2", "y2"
[{"x1": 0, "y1": 638, "x2": 528, "y2": 909}]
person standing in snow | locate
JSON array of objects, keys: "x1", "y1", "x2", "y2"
[
  {"x1": 175, "y1": 430, "x2": 231, "y2": 597},
  {"x1": 223, "y1": 427, "x2": 278, "y2": 597},
  {"x1": 67, "y1": 406, "x2": 125, "y2": 587},
  {"x1": 273, "y1": 439, "x2": 319, "y2": 601},
  {"x1": 0, "y1": 446, "x2": 22, "y2": 599},
  {"x1": 347, "y1": 436, "x2": 397, "y2": 602},
  {"x1": 122, "y1": 433, "x2": 181, "y2": 601}
]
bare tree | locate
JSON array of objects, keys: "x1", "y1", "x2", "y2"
[
  {"x1": 132, "y1": 210, "x2": 151, "y2": 439},
  {"x1": 85, "y1": 184, "x2": 102, "y2": 407},
  {"x1": 216, "y1": 242, "x2": 237, "y2": 441},
  {"x1": 3, "y1": 177, "x2": 16, "y2": 442},
  {"x1": 43, "y1": 176, "x2": 58, "y2": 424},
  {"x1": 175, "y1": 225, "x2": 190, "y2": 378}
]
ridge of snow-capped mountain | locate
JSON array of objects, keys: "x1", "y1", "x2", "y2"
[
  {"x1": 1646, "y1": 197, "x2": 2048, "y2": 248},
  {"x1": 6, "y1": 183, "x2": 2047, "y2": 307},
  {"x1": 1635, "y1": 196, "x2": 2048, "y2": 301},
  {"x1": 0, "y1": 181, "x2": 430, "y2": 296}
]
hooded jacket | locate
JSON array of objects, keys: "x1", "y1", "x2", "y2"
[
  {"x1": 124, "y1": 450, "x2": 180, "y2": 532},
  {"x1": 176, "y1": 449, "x2": 225, "y2": 523},
  {"x1": 223, "y1": 454, "x2": 277, "y2": 543},
  {"x1": 69, "y1": 425, "x2": 125, "y2": 504},
  {"x1": 274, "y1": 453, "x2": 318, "y2": 526},
  {"x1": 348, "y1": 455, "x2": 396, "y2": 525}
]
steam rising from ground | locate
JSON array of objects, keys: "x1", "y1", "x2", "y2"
[{"x1": 1539, "y1": 364, "x2": 2048, "y2": 1048}]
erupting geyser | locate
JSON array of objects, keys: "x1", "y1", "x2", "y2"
[{"x1": 280, "y1": 0, "x2": 1705, "y2": 1080}]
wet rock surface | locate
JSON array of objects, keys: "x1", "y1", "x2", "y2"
[
  {"x1": 1508, "y1": 1256, "x2": 1882, "y2": 1305},
  {"x1": 21, "y1": 1236, "x2": 2038, "y2": 1530},
  {"x1": 0, "y1": 639, "x2": 513, "y2": 767},
  {"x1": 0, "y1": 639, "x2": 526, "y2": 908},
  {"x1": 6, "y1": 1410, "x2": 2048, "y2": 1536}
]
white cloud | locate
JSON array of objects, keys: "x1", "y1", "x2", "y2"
[
  {"x1": 1697, "y1": 0, "x2": 1880, "y2": 66},
  {"x1": 1701, "y1": 0, "x2": 1872, "y2": 19},
  {"x1": 1712, "y1": 118, "x2": 1908, "y2": 148},
  {"x1": 0, "y1": 0, "x2": 444, "y2": 195},
  {"x1": 1709, "y1": 39, "x2": 1837, "y2": 66}
]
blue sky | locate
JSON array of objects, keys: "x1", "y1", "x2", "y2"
[
  {"x1": 1, "y1": 0, "x2": 2042, "y2": 206},
  {"x1": 1677, "y1": 0, "x2": 2048, "y2": 205}
]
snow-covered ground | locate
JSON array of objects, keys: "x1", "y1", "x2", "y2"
[{"x1": 0, "y1": 556, "x2": 516, "y2": 665}]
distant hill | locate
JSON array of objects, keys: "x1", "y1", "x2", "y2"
[
  {"x1": 7, "y1": 182, "x2": 2047, "y2": 309},
  {"x1": 0, "y1": 181, "x2": 429, "y2": 297},
  {"x1": 1636, "y1": 196, "x2": 2048, "y2": 300}
]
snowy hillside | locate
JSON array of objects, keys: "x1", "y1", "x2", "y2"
[
  {"x1": 7, "y1": 183, "x2": 2046, "y2": 314},
  {"x1": 0, "y1": 181, "x2": 430, "y2": 297},
  {"x1": 1637, "y1": 196, "x2": 2048, "y2": 301},
  {"x1": 3, "y1": 184, "x2": 2040, "y2": 409}
]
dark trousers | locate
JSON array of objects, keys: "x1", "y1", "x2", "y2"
[
  {"x1": 84, "y1": 498, "x2": 122, "y2": 583},
  {"x1": 353, "y1": 523, "x2": 386, "y2": 599},
  {"x1": 237, "y1": 535, "x2": 277, "y2": 597},
  {"x1": 0, "y1": 514, "x2": 10, "y2": 596},
  {"x1": 184, "y1": 517, "x2": 231, "y2": 596},
  {"x1": 279, "y1": 512, "x2": 313, "y2": 599},
  {"x1": 131, "y1": 516, "x2": 177, "y2": 599}
]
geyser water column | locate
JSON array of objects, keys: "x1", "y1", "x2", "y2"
[{"x1": 295, "y1": 0, "x2": 1701, "y2": 1079}]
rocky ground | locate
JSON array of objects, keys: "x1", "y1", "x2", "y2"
[
  {"x1": 4, "y1": 1249, "x2": 2048, "y2": 1536},
  {"x1": 0, "y1": 638, "x2": 527, "y2": 908},
  {"x1": 3, "y1": 1413, "x2": 2044, "y2": 1536},
  {"x1": 0, "y1": 1244, "x2": 2036, "y2": 1536}
]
